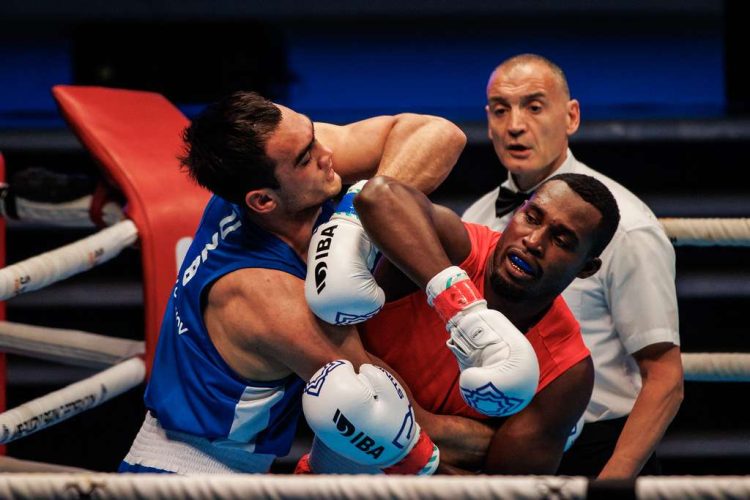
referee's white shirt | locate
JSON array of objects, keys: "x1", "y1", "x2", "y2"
[{"x1": 462, "y1": 150, "x2": 680, "y2": 422}]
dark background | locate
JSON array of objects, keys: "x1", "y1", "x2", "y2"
[{"x1": 1, "y1": 0, "x2": 749, "y2": 475}]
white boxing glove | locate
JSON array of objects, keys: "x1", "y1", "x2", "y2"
[
  {"x1": 303, "y1": 360, "x2": 439, "y2": 475},
  {"x1": 305, "y1": 181, "x2": 384, "y2": 325},
  {"x1": 426, "y1": 266, "x2": 540, "y2": 417}
]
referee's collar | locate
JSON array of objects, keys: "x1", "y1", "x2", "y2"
[{"x1": 501, "y1": 148, "x2": 577, "y2": 194}]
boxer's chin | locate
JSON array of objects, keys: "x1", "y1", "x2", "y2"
[
  {"x1": 329, "y1": 174, "x2": 343, "y2": 197},
  {"x1": 489, "y1": 271, "x2": 528, "y2": 302}
]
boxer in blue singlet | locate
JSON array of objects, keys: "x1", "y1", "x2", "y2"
[
  {"x1": 119, "y1": 91, "x2": 483, "y2": 474},
  {"x1": 120, "y1": 197, "x2": 331, "y2": 473}
]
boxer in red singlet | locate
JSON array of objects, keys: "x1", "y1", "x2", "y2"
[{"x1": 355, "y1": 173, "x2": 620, "y2": 473}]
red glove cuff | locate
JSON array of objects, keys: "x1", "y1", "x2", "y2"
[
  {"x1": 431, "y1": 279, "x2": 483, "y2": 323},
  {"x1": 294, "y1": 453, "x2": 314, "y2": 474},
  {"x1": 382, "y1": 431, "x2": 436, "y2": 475}
]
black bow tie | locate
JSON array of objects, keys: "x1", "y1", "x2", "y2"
[{"x1": 495, "y1": 186, "x2": 531, "y2": 218}]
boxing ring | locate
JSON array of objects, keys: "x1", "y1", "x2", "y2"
[{"x1": 1, "y1": 86, "x2": 749, "y2": 498}]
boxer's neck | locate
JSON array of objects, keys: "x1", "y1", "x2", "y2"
[
  {"x1": 484, "y1": 275, "x2": 554, "y2": 332},
  {"x1": 251, "y1": 206, "x2": 322, "y2": 261}
]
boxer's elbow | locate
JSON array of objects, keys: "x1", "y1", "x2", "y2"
[
  {"x1": 393, "y1": 113, "x2": 467, "y2": 149},
  {"x1": 438, "y1": 117, "x2": 467, "y2": 155},
  {"x1": 356, "y1": 176, "x2": 405, "y2": 218}
]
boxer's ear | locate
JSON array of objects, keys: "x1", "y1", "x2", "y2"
[
  {"x1": 576, "y1": 257, "x2": 600, "y2": 279},
  {"x1": 245, "y1": 188, "x2": 277, "y2": 214}
]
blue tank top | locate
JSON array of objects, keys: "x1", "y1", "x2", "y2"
[{"x1": 145, "y1": 195, "x2": 333, "y2": 457}]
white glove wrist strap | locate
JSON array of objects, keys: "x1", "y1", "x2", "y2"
[
  {"x1": 425, "y1": 266, "x2": 471, "y2": 306},
  {"x1": 446, "y1": 301, "x2": 492, "y2": 349},
  {"x1": 333, "y1": 179, "x2": 368, "y2": 222}
]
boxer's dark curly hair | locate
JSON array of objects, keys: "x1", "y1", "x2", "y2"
[
  {"x1": 180, "y1": 91, "x2": 281, "y2": 205},
  {"x1": 544, "y1": 173, "x2": 621, "y2": 257}
]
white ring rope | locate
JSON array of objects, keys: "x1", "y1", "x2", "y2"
[
  {"x1": 0, "y1": 219, "x2": 138, "y2": 301},
  {"x1": 637, "y1": 476, "x2": 750, "y2": 500},
  {"x1": 659, "y1": 217, "x2": 750, "y2": 246},
  {"x1": 0, "y1": 357, "x2": 145, "y2": 445},
  {"x1": 0, "y1": 474, "x2": 589, "y2": 499},
  {"x1": 3, "y1": 194, "x2": 124, "y2": 228},
  {"x1": 682, "y1": 353, "x2": 750, "y2": 382},
  {"x1": 0, "y1": 320, "x2": 144, "y2": 369},
  {"x1": 0, "y1": 474, "x2": 748, "y2": 499}
]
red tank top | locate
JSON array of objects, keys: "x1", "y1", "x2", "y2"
[{"x1": 360, "y1": 222, "x2": 589, "y2": 420}]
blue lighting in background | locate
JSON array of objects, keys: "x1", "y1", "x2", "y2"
[
  {"x1": 0, "y1": 29, "x2": 725, "y2": 128},
  {"x1": 0, "y1": 38, "x2": 72, "y2": 128},
  {"x1": 284, "y1": 32, "x2": 725, "y2": 123}
]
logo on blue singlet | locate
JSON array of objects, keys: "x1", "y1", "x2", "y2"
[
  {"x1": 182, "y1": 211, "x2": 242, "y2": 286},
  {"x1": 460, "y1": 382, "x2": 524, "y2": 416}
]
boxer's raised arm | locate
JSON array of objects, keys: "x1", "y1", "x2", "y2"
[
  {"x1": 354, "y1": 176, "x2": 471, "y2": 287},
  {"x1": 315, "y1": 115, "x2": 465, "y2": 194},
  {"x1": 356, "y1": 177, "x2": 539, "y2": 418},
  {"x1": 305, "y1": 179, "x2": 467, "y2": 324}
]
